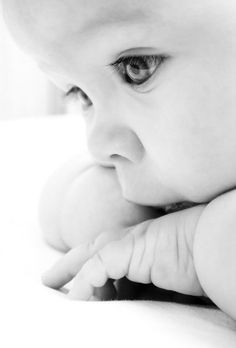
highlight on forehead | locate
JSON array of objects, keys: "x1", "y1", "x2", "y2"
[
  {"x1": 2, "y1": 0, "x2": 79, "y2": 40},
  {"x1": 3, "y1": 0, "x2": 150, "y2": 37},
  {"x1": 78, "y1": 8, "x2": 150, "y2": 36},
  {"x1": 1, "y1": 0, "x2": 155, "y2": 62}
]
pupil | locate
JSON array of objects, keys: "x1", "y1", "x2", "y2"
[
  {"x1": 127, "y1": 62, "x2": 148, "y2": 81},
  {"x1": 130, "y1": 64, "x2": 141, "y2": 75}
]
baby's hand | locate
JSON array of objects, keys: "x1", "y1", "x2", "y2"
[
  {"x1": 39, "y1": 156, "x2": 160, "y2": 251},
  {"x1": 42, "y1": 204, "x2": 206, "y2": 300}
]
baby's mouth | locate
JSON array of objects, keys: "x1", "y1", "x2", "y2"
[{"x1": 164, "y1": 201, "x2": 199, "y2": 214}]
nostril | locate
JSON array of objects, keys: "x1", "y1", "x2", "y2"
[
  {"x1": 110, "y1": 154, "x2": 120, "y2": 160},
  {"x1": 110, "y1": 154, "x2": 126, "y2": 163}
]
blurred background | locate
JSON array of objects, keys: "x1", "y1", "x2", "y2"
[{"x1": 0, "y1": 7, "x2": 72, "y2": 120}]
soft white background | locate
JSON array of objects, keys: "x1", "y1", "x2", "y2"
[{"x1": 0, "y1": 6, "x2": 66, "y2": 120}]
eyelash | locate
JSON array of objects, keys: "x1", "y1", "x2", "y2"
[
  {"x1": 64, "y1": 54, "x2": 166, "y2": 101},
  {"x1": 110, "y1": 54, "x2": 165, "y2": 87}
]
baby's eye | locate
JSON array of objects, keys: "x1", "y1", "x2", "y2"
[
  {"x1": 64, "y1": 86, "x2": 92, "y2": 109},
  {"x1": 111, "y1": 55, "x2": 165, "y2": 87}
]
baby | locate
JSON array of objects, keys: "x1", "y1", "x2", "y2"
[{"x1": 2, "y1": 0, "x2": 236, "y2": 318}]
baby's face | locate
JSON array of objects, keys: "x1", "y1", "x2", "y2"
[{"x1": 3, "y1": 0, "x2": 236, "y2": 206}]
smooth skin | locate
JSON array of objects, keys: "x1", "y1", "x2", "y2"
[
  {"x1": 3, "y1": 0, "x2": 236, "y2": 207},
  {"x1": 2, "y1": 0, "x2": 236, "y2": 318},
  {"x1": 39, "y1": 155, "x2": 161, "y2": 251}
]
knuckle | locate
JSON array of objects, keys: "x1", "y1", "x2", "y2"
[
  {"x1": 150, "y1": 221, "x2": 179, "y2": 288},
  {"x1": 150, "y1": 215, "x2": 199, "y2": 293},
  {"x1": 127, "y1": 221, "x2": 155, "y2": 283},
  {"x1": 127, "y1": 231, "x2": 149, "y2": 283},
  {"x1": 99, "y1": 235, "x2": 133, "y2": 279}
]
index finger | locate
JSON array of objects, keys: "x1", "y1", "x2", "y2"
[
  {"x1": 41, "y1": 230, "x2": 127, "y2": 289},
  {"x1": 42, "y1": 243, "x2": 93, "y2": 289}
]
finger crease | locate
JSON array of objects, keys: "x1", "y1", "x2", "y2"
[
  {"x1": 127, "y1": 234, "x2": 135, "y2": 278},
  {"x1": 96, "y1": 252, "x2": 108, "y2": 277}
]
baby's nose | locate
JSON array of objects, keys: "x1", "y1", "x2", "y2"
[{"x1": 86, "y1": 116, "x2": 144, "y2": 166}]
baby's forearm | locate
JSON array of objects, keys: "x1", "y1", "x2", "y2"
[
  {"x1": 41, "y1": 190, "x2": 236, "y2": 313},
  {"x1": 40, "y1": 155, "x2": 236, "y2": 319},
  {"x1": 193, "y1": 189, "x2": 236, "y2": 320}
]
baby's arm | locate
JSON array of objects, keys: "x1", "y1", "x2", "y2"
[
  {"x1": 193, "y1": 189, "x2": 236, "y2": 321},
  {"x1": 42, "y1": 191, "x2": 236, "y2": 319},
  {"x1": 42, "y1": 204, "x2": 206, "y2": 298}
]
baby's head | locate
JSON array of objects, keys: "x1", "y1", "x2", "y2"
[{"x1": 3, "y1": 0, "x2": 236, "y2": 207}]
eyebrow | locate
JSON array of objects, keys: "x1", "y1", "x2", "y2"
[{"x1": 78, "y1": 9, "x2": 149, "y2": 36}]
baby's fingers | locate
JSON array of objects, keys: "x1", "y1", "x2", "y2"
[
  {"x1": 42, "y1": 243, "x2": 94, "y2": 289},
  {"x1": 68, "y1": 234, "x2": 134, "y2": 300},
  {"x1": 42, "y1": 230, "x2": 127, "y2": 289}
]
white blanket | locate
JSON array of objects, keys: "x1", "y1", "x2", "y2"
[{"x1": 1, "y1": 115, "x2": 236, "y2": 348}]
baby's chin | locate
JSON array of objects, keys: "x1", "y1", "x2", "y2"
[
  {"x1": 120, "y1": 180, "x2": 183, "y2": 208},
  {"x1": 126, "y1": 195, "x2": 198, "y2": 213},
  {"x1": 120, "y1": 183, "x2": 199, "y2": 213}
]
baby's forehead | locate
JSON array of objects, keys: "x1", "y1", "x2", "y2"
[
  {"x1": 3, "y1": 0, "x2": 235, "y2": 63},
  {"x1": 4, "y1": 0, "x2": 152, "y2": 37},
  {"x1": 5, "y1": 0, "x2": 234, "y2": 41},
  {"x1": 2, "y1": 0, "x2": 164, "y2": 60}
]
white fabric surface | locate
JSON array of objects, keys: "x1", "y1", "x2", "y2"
[{"x1": 1, "y1": 115, "x2": 236, "y2": 348}]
